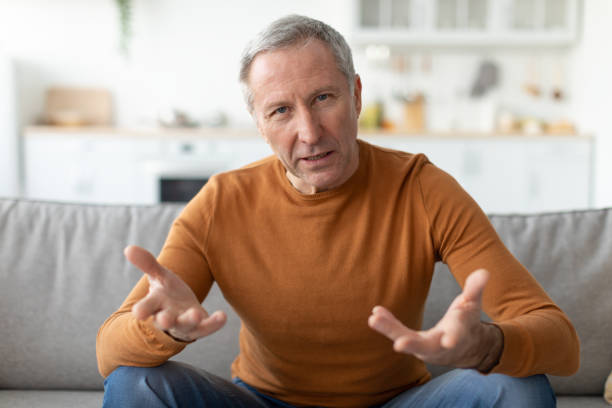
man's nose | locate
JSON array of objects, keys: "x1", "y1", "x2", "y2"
[{"x1": 296, "y1": 108, "x2": 321, "y2": 145}]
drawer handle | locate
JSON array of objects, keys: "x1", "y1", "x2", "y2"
[{"x1": 180, "y1": 143, "x2": 194, "y2": 154}]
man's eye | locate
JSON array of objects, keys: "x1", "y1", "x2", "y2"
[
  {"x1": 317, "y1": 94, "x2": 329, "y2": 102},
  {"x1": 275, "y1": 106, "x2": 288, "y2": 114}
]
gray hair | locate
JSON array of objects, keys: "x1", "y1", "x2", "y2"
[{"x1": 239, "y1": 15, "x2": 356, "y2": 112}]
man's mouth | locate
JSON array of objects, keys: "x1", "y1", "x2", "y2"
[{"x1": 304, "y1": 151, "x2": 332, "y2": 161}]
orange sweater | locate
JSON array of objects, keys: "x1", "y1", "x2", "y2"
[{"x1": 97, "y1": 140, "x2": 579, "y2": 407}]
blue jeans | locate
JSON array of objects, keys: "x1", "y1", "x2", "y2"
[{"x1": 103, "y1": 361, "x2": 556, "y2": 407}]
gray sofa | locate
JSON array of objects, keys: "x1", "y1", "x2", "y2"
[{"x1": 1, "y1": 198, "x2": 611, "y2": 407}]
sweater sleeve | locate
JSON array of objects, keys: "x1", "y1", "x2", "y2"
[
  {"x1": 96, "y1": 186, "x2": 215, "y2": 378},
  {"x1": 416, "y1": 158, "x2": 580, "y2": 377}
]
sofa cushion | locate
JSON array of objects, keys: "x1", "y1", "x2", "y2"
[
  {"x1": 0, "y1": 200, "x2": 181, "y2": 389},
  {"x1": 0, "y1": 391, "x2": 102, "y2": 408},
  {"x1": 0, "y1": 199, "x2": 242, "y2": 390},
  {"x1": 556, "y1": 396, "x2": 611, "y2": 408}
]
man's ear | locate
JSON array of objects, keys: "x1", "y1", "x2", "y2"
[{"x1": 353, "y1": 74, "x2": 363, "y2": 117}]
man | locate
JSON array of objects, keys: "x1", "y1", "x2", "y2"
[{"x1": 97, "y1": 15, "x2": 579, "y2": 407}]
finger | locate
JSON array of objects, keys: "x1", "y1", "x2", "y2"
[
  {"x1": 395, "y1": 329, "x2": 444, "y2": 356},
  {"x1": 460, "y1": 269, "x2": 489, "y2": 306},
  {"x1": 438, "y1": 296, "x2": 480, "y2": 349},
  {"x1": 192, "y1": 310, "x2": 227, "y2": 339},
  {"x1": 368, "y1": 306, "x2": 411, "y2": 341},
  {"x1": 132, "y1": 292, "x2": 163, "y2": 320},
  {"x1": 170, "y1": 310, "x2": 226, "y2": 342},
  {"x1": 124, "y1": 245, "x2": 168, "y2": 283},
  {"x1": 438, "y1": 270, "x2": 490, "y2": 348},
  {"x1": 154, "y1": 308, "x2": 179, "y2": 331},
  {"x1": 175, "y1": 307, "x2": 207, "y2": 332}
]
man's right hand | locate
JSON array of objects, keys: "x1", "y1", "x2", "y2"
[{"x1": 124, "y1": 245, "x2": 226, "y2": 342}]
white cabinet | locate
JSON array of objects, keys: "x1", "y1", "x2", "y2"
[
  {"x1": 361, "y1": 134, "x2": 593, "y2": 213},
  {"x1": 353, "y1": 0, "x2": 580, "y2": 47},
  {"x1": 24, "y1": 129, "x2": 592, "y2": 212},
  {"x1": 24, "y1": 130, "x2": 273, "y2": 205},
  {"x1": 0, "y1": 56, "x2": 18, "y2": 198},
  {"x1": 24, "y1": 133, "x2": 161, "y2": 204}
]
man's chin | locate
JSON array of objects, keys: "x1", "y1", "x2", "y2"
[{"x1": 285, "y1": 169, "x2": 337, "y2": 194}]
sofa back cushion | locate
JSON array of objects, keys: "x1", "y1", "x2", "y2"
[
  {"x1": 0, "y1": 199, "x2": 610, "y2": 395},
  {"x1": 0, "y1": 200, "x2": 189, "y2": 389}
]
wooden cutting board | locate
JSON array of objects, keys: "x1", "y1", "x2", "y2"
[{"x1": 44, "y1": 87, "x2": 112, "y2": 126}]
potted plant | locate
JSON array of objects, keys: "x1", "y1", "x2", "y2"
[{"x1": 115, "y1": 0, "x2": 132, "y2": 56}]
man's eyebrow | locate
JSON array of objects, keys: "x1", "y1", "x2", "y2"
[
  {"x1": 263, "y1": 98, "x2": 291, "y2": 112},
  {"x1": 262, "y1": 85, "x2": 343, "y2": 113},
  {"x1": 309, "y1": 85, "x2": 341, "y2": 99}
]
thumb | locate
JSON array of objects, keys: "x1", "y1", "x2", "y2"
[
  {"x1": 368, "y1": 306, "x2": 412, "y2": 341},
  {"x1": 461, "y1": 269, "x2": 489, "y2": 306},
  {"x1": 124, "y1": 245, "x2": 168, "y2": 283}
]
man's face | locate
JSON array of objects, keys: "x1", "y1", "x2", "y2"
[{"x1": 248, "y1": 39, "x2": 362, "y2": 194}]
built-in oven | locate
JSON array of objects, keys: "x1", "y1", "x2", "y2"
[
  {"x1": 138, "y1": 137, "x2": 271, "y2": 204},
  {"x1": 159, "y1": 177, "x2": 210, "y2": 203},
  {"x1": 142, "y1": 158, "x2": 231, "y2": 203}
]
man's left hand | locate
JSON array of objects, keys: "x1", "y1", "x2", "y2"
[{"x1": 368, "y1": 269, "x2": 503, "y2": 372}]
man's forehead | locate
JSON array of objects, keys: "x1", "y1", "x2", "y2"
[
  {"x1": 247, "y1": 41, "x2": 343, "y2": 105},
  {"x1": 249, "y1": 40, "x2": 334, "y2": 77}
]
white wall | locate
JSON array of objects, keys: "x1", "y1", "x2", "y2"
[
  {"x1": 0, "y1": 0, "x2": 355, "y2": 129},
  {"x1": 0, "y1": 55, "x2": 18, "y2": 197},
  {"x1": 569, "y1": 0, "x2": 612, "y2": 208},
  {"x1": 0, "y1": 0, "x2": 610, "y2": 206},
  {"x1": 0, "y1": 0, "x2": 574, "y2": 130}
]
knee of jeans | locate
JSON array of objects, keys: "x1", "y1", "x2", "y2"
[
  {"x1": 103, "y1": 364, "x2": 186, "y2": 408},
  {"x1": 451, "y1": 370, "x2": 506, "y2": 404},
  {"x1": 104, "y1": 365, "x2": 160, "y2": 395},
  {"x1": 484, "y1": 373, "x2": 556, "y2": 407},
  {"x1": 512, "y1": 374, "x2": 556, "y2": 407}
]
